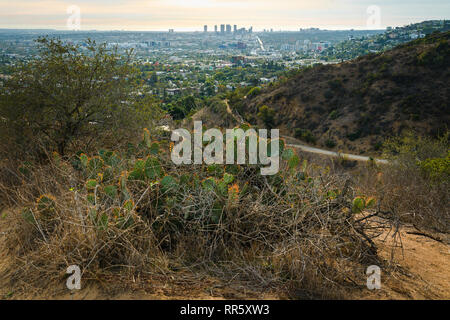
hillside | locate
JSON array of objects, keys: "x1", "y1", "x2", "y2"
[{"x1": 241, "y1": 31, "x2": 450, "y2": 154}]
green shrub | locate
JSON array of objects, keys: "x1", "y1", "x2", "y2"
[
  {"x1": 257, "y1": 105, "x2": 276, "y2": 129},
  {"x1": 325, "y1": 139, "x2": 337, "y2": 148},
  {"x1": 294, "y1": 128, "x2": 317, "y2": 144}
]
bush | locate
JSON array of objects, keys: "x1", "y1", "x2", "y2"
[
  {"x1": 325, "y1": 139, "x2": 337, "y2": 149},
  {"x1": 294, "y1": 128, "x2": 317, "y2": 144},
  {"x1": 416, "y1": 39, "x2": 450, "y2": 67},
  {"x1": 0, "y1": 37, "x2": 160, "y2": 157},
  {"x1": 0, "y1": 128, "x2": 386, "y2": 298},
  {"x1": 329, "y1": 110, "x2": 339, "y2": 120},
  {"x1": 257, "y1": 105, "x2": 276, "y2": 129},
  {"x1": 374, "y1": 131, "x2": 450, "y2": 232},
  {"x1": 246, "y1": 87, "x2": 261, "y2": 99}
]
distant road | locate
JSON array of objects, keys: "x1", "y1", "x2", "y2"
[
  {"x1": 255, "y1": 36, "x2": 265, "y2": 51},
  {"x1": 285, "y1": 141, "x2": 389, "y2": 164},
  {"x1": 223, "y1": 100, "x2": 389, "y2": 164}
]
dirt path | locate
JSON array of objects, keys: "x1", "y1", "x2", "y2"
[
  {"x1": 364, "y1": 224, "x2": 450, "y2": 299},
  {"x1": 223, "y1": 101, "x2": 388, "y2": 164},
  {"x1": 1, "y1": 213, "x2": 448, "y2": 300}
]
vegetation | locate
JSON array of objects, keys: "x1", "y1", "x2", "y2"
[
  {"x1": 0, "y1": 38, "x2": 160, "y2": 157},
  {"x1": 257, "y1": 105, "x2": 276, "y2": 129},
  {"x1": 244, "y1": 31, "x2": 450, "y2": 153},
  {"x1": 0, "y1": 34, "x2": 448, "y2": 300}
]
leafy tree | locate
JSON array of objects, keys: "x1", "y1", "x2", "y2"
[
  {"x1": 180, "y1": 95, "x2": 197, "y2": 113},
  {"x1": 0, "y1": 37, "x2": 158, "y2": 156},
  {"x1": 148, "y1": 71, "x2": 158, "y2": 84},
  {"x1": 257, "y1": 105, "x2": 276, "y2": 129}
]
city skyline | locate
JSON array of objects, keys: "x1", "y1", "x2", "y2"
[{"x1": 0, "y1": 0, "x2": 449, "y2": 31}]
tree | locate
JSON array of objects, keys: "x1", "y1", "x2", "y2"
[
  {"x1": 0, "y1": 37, "x2": 158, "y2": 156},
  {"x1": 257, "y1": 105, "x2": 276, "y2": 129},
  {"x1": 180, "y1": 95, "x2": 197, "y2": 113}
]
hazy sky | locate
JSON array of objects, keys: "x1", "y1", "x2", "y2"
[{"x1": 0, "y1": 0, "x2": 449, "y2": 31}]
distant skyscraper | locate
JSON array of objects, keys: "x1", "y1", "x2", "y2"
[
  {"x1": 214, "y1": 25, "x2": 218, "y2": 33},
  {"x1": 233, "y1": 25, "x2": 237, "y2": 33},
  {"x1": 226, "y1": 24, "x2": 232, "y2": 33},
  {"x1": 249, "y1": 27, "x2": 253, "y2": 33},
  {"x1": 220, "y1": 24, "x2": 225, "y2": 33},
  {"x1": 204, "y1": 25, "x2": 208, "y2": 32}
]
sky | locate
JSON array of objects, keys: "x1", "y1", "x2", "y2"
[{"x1": 0, "y1": 0, "x2": 449, "y2": 31}]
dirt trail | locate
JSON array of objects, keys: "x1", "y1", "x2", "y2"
[
  {"x1": 223, "y1": 101, "x2": 388, "y2": 164},
  {"x1": 1, "y1": 213, "x2": 448, "y2": 300},
  {"x1": 363, "y1": 224, "x2": 450, "y2": 299}
]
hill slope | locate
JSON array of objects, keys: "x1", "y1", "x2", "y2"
[{"x1": 242, "y1": 31, "x2": 450, "y2": 154}]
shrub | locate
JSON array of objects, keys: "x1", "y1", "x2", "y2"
[
  {"x1": 0, "y1": 128, "x2": 387, "y2": 298},
  {"x1": 0, "y1": 37, "x2": 160, "y2": 156},
  {"x1": 329, "y1": 110, "x2": 339, "y2": 120},
  {"x1": 374, "y1": 131, "x2": 450, "y2": 232},
  {"x1": 257, "y1": 105, "x2": 276, "y2": 129},
  {"x1": 294, "y1": 128, "x2": 317, "y2": 144},
  {"x1": 246, "y1": 87, "x2": 261, "y2": 99},
  {"x1": 325, "y1": 139, "x2": 337, "y2": 149}
]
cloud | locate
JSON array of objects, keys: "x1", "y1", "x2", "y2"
[{"x1": 0, "y1": 0, "x2": 448, "y2": 30}]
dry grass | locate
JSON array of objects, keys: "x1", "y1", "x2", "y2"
[{"x1": 0, "y1": 146, "x2": 392, "y2": 299}]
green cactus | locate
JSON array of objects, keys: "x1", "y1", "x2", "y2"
[
  {"x1": 103, "y1": 166, "x2": 114, "y2": 183},
  {"x1": 119, "y1": 171, "x2": 127, "y2": 190},
  {"x1": 225, "y1": 164, "x2": 241, "y2": 175},
  {"x1": 352, "y1": 197, "x2": 365, "y2": 213},
  {"x1": 215, "y1": 181, "x2": 226, "y2": 197},
  {"x1": 160, "y1": 175, "x2": 178, "y2": 192},
  {"x1": 104, "y1": 185, "x2": 118, "y2": 200},
  {"x1": 223, "y1": 173, "x2": 235, "y2": 185},
  {"x1": 87, "y1": 156, "x2": 104, "y2": 179},
  {"x1": 21, "y1": 208, "x2": 36, "y2": 225},
  {"x1": 144, "y1": 156, "x2": 163, "y2": 180},
  {"x1": 288, "y1": 154, "x2": 300, "y2": 170},
  {"x1": 202, "y1": 178, "x2": 217, "y2": 192},
  {"x1": 207, "y1": 164, "x2": 223, "y2": 177},
  {"x1": 150, "y1": 142, "x2": 160, "y2": 156},
  {"x1": 351, "y1": 196, "x2": 376, "y2": 213},
  {"x1": 282, "y1": 148, "x2": 295, "y2": 161},
  {"x1": 85, "y1": 179, "x2": 98, "y2": 190},
  {"x1": 179, "y1": 174, "x2": 191, "y2": 185},
  {"x1": 128, "y1": 168, "x2": 145, "y2": 181}
]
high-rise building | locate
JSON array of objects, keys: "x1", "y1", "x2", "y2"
[
  {"x1": 226, "y1": 24, "x2": 232, "y2": 33},
  {"x1": 233, "y1": 25, "x2": 237, "y2": 33},
  {"x1": 204, "y1": 25, "x2": 208, "y2": 32},
  {"x1": 220, "y1": 24, "x2": 225, "y2": 33},
  {"x1": 249, "y1": 27, "x2": 253, "y2": 33},
  {"x1": 214, "y1": 25, "x2": 218, "y2": 33}
]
